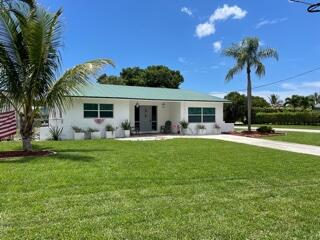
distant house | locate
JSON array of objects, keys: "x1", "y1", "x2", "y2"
[
  {"x1": 41, "y1": 84, "x2": 234, "y2": 140},
  {"x1": 315, "y1": 103, "x2": 320, "y2": 111}
]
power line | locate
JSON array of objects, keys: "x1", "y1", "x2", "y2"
[
  {"x1": 289, "y1": 0, "x2": 313, "y2": 5},
  {"x1": 289, "y1": 0, "x2": 320, "y2": 12},
  {"x1": 212, "y1": 66, "x2": 320, "y2": 95}
]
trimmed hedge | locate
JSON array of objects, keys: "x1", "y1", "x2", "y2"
[{"x1": 254, "y1": 112, "x2": 320, "y2": 125}]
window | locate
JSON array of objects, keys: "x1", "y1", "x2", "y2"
[
  {"x1": 203, "y1": 108, "x2": 215, "y2": 123},
  {"x1": 188, "y1": 108, "x2": 202, "y2": 123},
  {"x1": 84, "y1": 104, "x2": 98, "y2": 118},
  {"x1": 188, "y1": 107, "x2": 215, "y2": 123},
  {"x1": 84, "y1": 103, "x2": 113, "y2": 118},
  {"x1": 152, "y1": 106, "x2": 157, "y2": 131},
  {"x1": 100, "y1": 104, "x2": 113, "y2": 118}
]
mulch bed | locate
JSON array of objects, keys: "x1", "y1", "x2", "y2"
[
  {"x1": 229, "y1": 131, "x2": 286, "y2": 138},
  {"x1": 0, "y1": 150, "x2": 55, "y2": 159}
]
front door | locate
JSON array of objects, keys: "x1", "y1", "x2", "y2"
[{"x1": 139, "y1": 106, "x2": 152, "y2": 132}]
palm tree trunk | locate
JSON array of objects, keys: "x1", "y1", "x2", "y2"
[
  {"x1": 19, "y1": 113, "x2": 33, "y2": 151},
  {"x1": 247, "y1": 65, "x2": 252, "y2": 132}
]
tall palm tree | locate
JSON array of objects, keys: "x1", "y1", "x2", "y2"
[
  {"x1": 223, "y1": 37, "x2": 278, "y2": 131},
  {"x1": 284, "y1": 95, "x2": 301, "y2": 111},
  {"x1": 0, "y1": 0, "x2": 114, "y2": 151},
  {"x1": 268, "y1": 94, "x2": 282, "y2": 108}
]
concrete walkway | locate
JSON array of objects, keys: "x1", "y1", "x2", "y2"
[
  {"x1": 118, "y1": 134, "x2": 320, "y2": 157},
  {"x1": 236, "y1": 126, "x2": 320, "y2": 133}
]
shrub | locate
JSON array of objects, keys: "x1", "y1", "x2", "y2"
[
  {"x1": 86, "y1": 128, "x2": 98, "y2": 133},
  {"x1": 49, "y1": 126, "x2": 63, "y2": 140},
  {"x1": 254, "y1": 112, "x2": 320, "y2": 125},
  {"x1": 72, "y1": 126, "x2": 84, "y2": 133},
  {"x1": 257, "y1": 126, "x2": 274, "y2": 134},
  {"x1": 197, "y1": 124, "x2": 206, "y2": 130},
  {"x1": 179, "y1": 120, "x2": 189, "y2": 129},
  {"x1": 121, "y1": 120, "x2": 131, "y2": 130},
  {"x1": 105, "y1": 124, "x2": 115, "y2": 132}
]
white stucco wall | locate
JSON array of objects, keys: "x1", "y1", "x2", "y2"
[
  {"x1": 45, "y1": 97, "x2": 233, "y2": 140},
  {"x1": 180, "y1": 101, "x2": 225, "y2": 135},
  {"x1": 50, "y1": 98, "x2": 130, "y2": 139}
]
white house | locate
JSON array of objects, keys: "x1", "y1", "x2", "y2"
[{"x1": 40, "y1": 84, "x2": 234, "y2": 140}]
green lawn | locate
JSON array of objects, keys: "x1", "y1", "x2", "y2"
[
  {"x1": 1, "y1": 139, "x2": 320, "y2": 239},
  {"x1": 264, "y1": 132, "x2": 320, "y2": 146},
  {"x1": 237, "y1": 124, "x2": 320, "y2": 130}
]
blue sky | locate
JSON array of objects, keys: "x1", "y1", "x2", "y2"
[{"x1": 39, "y1": 0, "x2": 320, "y2": 100}]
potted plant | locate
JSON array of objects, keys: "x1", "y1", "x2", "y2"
[
  {"x1": 197, "y1": 124, "x2": 206, "y2": 135},
  {"x1": 72, "y1": 126, "x2": 85, "y2": 140},
  {"x1": 121, "y1": 120, "x2": 131, "y2": 137},
  {"x1": 105, "y1": 124, "x2": 115, "y2": 139},
  {"x1": 87, "y1": 128, "x2": 101, "y2": 139},
  {"x1": 179, "y1": 120, "x2": 189, "y2": 135},
  {"x1": 213, "y1": 123, "x2": 221, "y2": 135}
]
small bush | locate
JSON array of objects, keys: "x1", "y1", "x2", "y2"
[
  {"x1": 49, "y1": 126, "x2": 63, "y2": 140},
  {"x1": 87, "y1": 128, "x2": 99, "y2": 133},
  {"x1": 121, "y1": 120, "x2": 131, "y2": 130},
  {"x1": 179, "y1": 120, "x2": 189, "y2": 129},
  {"x1": 72, "y1": 126, "x2": 84, "y2": 133},
  {"x1": 257, "y1": 126, "x2": 274, "y2": 134},
  {"x1": 105, "y1": 124, "x2": 115, "y2": 132},
  {"x1": 197, "y1": 124, "x2": 206, "y2": 130}
]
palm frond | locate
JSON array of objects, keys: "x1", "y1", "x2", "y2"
[
  {"x1": 223, "y1": 44, "x2": 241, "y2": 58},
  {"x1": 254, "y1": 61, "x2": 266, "y2": 77},
  {"x1": 225, "y1": 65, "x2": 243, "y2": 82},
  {"x1": 46, "y1": 59, "x2": 114, "y2": 111},
  {"x1": 258, "y1": 48, "x2": 279, "y2": 60}
]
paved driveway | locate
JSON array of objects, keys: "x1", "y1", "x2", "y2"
[{"x1": 119, "y1": 134, "x2": 320, "y2": 157}]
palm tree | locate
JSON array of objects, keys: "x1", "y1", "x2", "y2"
[
  {"x1": 284, "y1": 95, "x2": 301, "y2": 111},
  {"x1": 0, "y1": 0, "x2": 114, "y2": 151},
  {"x1": 223, "y1": 37, "x2": 278, "y2": 131},
  {"x1": 299, "y1": 96, "x2": 314, "y2": 110},
  {"x1": 268, "y1": 94, "x2": 282, "y2": 108}
]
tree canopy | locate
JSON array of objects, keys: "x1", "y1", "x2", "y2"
[
  {"x1": 223, "y1": 37, "x2": 278, "y2": 131},
  {"x1": 97, "y1": 65, "x2": 184, "y2": 89},
  {"x1": 0, "y1": 0, "x2": 113, "y2": 150}
]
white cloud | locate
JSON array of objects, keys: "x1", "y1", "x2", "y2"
[
  {"x1": 195, "y1": 22, "x2": 215, "y2": 38},
  {"x1": 209, "y1": 4, "x2": 247, "y2": 22},
  {"x1": 195, "y1": 5, "x2": 247, "y2": 38},
  {"x1": 178, "y1": 57, "x2": 186, "y2": 64},
  {"x1": 210, "y1": 81, "x2": 320, "y2": 101},
  {"x1": 281, "y1": 81, "x2": 320, "y2": 91},
  {"x1": 256, "y1": 18, "x2": 288, "y2": 29},
  {"x1": 181, "y1": 7, "x2": 193, "y2": 16},
  {"x1": 213, "y1": 41, "x2": 222, "y2": 53}
]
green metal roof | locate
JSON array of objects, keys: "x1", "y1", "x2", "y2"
[{"x1": 69, "y1": 84, "x2": 228, "y2": 103}]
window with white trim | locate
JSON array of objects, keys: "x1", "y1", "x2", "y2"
[
  {"x1": 188, "y1": 107, "x2": 215, "y2": 123},
  {"x1": 84, "y1": 104, "x2": 113, "y2": 118}
]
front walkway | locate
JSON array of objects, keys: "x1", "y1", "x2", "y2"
[
  {"x1": 118, "y1": 134, "x2": 320, "y2": 157},
  {"x1": 236, "y1": 126, "x2": 320, "y2": 133}
]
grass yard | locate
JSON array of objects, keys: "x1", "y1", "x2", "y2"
[
  {"x1": 237, "y1": 124, "x2": 320, "y2": 130},
  {"x1": 1, "y1": 139, "x2": 320, "y2": 239},
  {"x1": 264, "y1": 132, "x2": 320, "y2": 146}
]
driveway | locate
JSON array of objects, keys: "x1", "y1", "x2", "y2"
[
  {"x1": 119, "y1": 134, "x2": 320, "y2": 157},
  {"x1": 236, "y1": 126, "x2": 320, "y2": 133}
]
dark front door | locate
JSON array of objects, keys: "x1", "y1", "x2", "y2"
[{"x1": 139, "y1": 106, "x2": 152, "y2": 132}]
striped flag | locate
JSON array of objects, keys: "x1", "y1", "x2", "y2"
[{"x1": 0, "y1": 111, "x2": 17, "y2": 140}]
